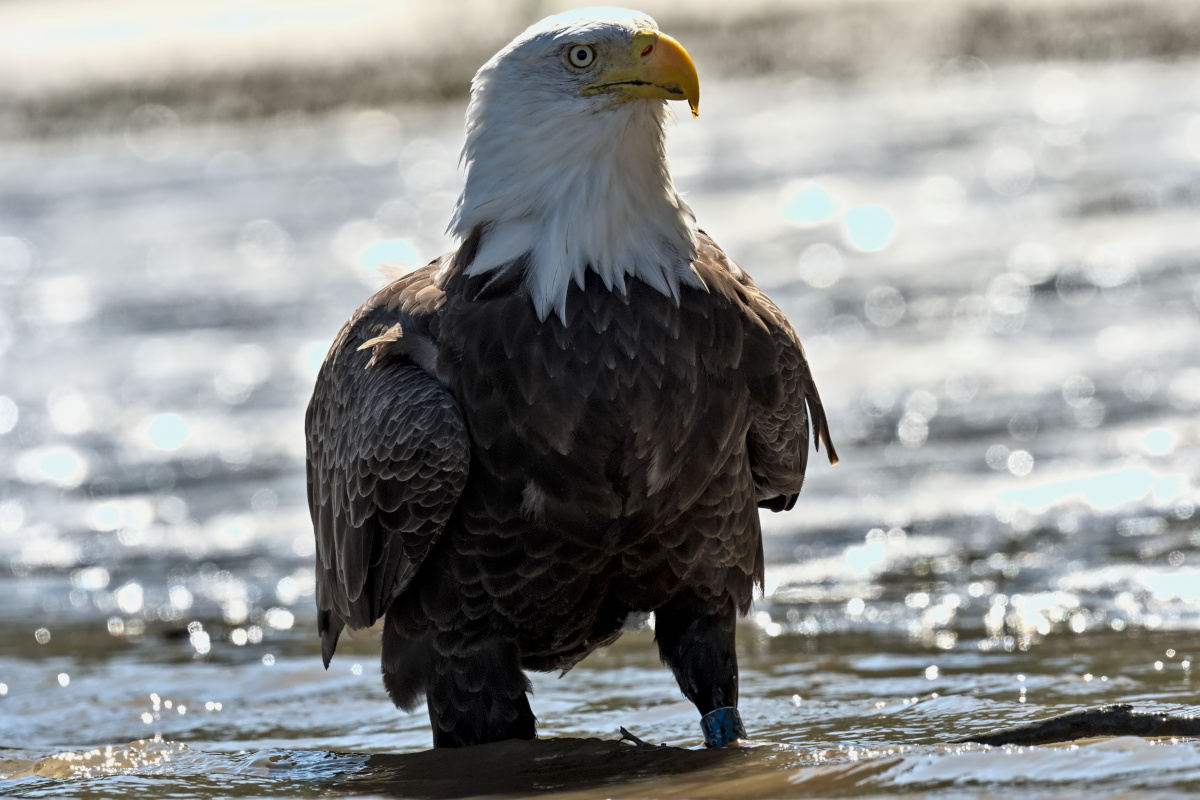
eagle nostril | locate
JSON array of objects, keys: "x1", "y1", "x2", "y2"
[{"x1": 641, "y1": 44, "x2": 653, "y2": 57}]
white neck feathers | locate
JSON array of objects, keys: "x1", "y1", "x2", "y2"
[{"x1": 450, "y1": 77, "x2": 700, "y2": 321}]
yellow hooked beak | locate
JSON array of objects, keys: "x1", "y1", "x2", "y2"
[{"x1": 580, "y1": 30, "x2": 700, "y2": 117}]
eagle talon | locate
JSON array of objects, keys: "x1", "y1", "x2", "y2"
[{"x1": 700, "y1": 707, "x2": 746, "y2": 747}]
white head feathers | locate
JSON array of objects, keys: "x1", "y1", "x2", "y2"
[{"x1": 448, "y1": 8, "x2": 701, "y2": 322}]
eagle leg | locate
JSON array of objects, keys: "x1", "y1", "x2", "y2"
[
  {"x1": 408, "y1": 637, "x2": 537, "y2": 748},
  {"x1": 654, "y1": 596, "x2": 745, "y2": 745}
]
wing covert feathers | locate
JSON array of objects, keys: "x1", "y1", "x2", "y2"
[
  {"x1": 306, "y1": 262, "x2": 469, "y2": 667},
  {"x1": 693, "y1": 233, "x2": 838, "y2": 511}
]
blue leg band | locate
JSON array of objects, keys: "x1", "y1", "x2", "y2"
[{"x1": 700, "y1": 706, "x2": 746, "y2": 747}]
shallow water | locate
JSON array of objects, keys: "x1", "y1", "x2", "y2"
[{"x1": 1, "y1": 57, "x2": 1200, "y2": 798}]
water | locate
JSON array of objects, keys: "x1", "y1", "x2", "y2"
[{"x1": 2, "y1": 56, "x2": 1200, "y2": 798}]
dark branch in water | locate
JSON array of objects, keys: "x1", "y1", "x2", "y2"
[
  {"x1": 619, "y1": 726, "x2": 657, "y2": 747},
  {"x1": 956, "y1": 704, "x2": 1200, "y2": 747}
]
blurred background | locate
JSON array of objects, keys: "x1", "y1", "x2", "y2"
[{"x1": 1, "y1": 0, "x2": 1199, "y2": 796}]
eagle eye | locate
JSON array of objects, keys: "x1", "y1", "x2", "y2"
[{"x1": 566, "y1": 44, "x2": 596, "y2": 69}]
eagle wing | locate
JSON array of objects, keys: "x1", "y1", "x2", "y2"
[
  {"x1": 747, "y1": 301, "x2": 839, "y2": 511},
  {"x1": 305, "y1": 261, "x2": 469, "y2": 667},
  {"x1": 694, "y1": 233, "x2": 838, "y2": 512}
]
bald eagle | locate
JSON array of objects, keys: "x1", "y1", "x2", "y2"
[{"x1": 306, "y1": 7, "x2": 837, "y2": 749}]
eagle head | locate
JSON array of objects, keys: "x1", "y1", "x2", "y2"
[{"x1": 450, "y1": 8, "x2": 704, "y2": 322}]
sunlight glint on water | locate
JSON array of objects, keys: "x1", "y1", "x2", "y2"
[{"x1": 1, "y1": 50, "x2": 1200, "y2": 799}]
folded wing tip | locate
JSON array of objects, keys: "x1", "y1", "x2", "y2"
[
  {"x1": 321, "y1": 631, "x2": 339, "y2": 669},
  {"x1": 318, "y1": 610, "x2": 343, "y2": 668},
  {"x1": 812, "y1": 405, "x2": 839, "y2": 467}
]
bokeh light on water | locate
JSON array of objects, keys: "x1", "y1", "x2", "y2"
[
  {"x1": 842, "y1": 204, "x2": 897, "y2": 252},
  {"x1": 3, "y1": 0, "x2": 1200, "y2": 797},
  {"x1": 781, "y1": 182, "x2": 836, "y2": 226},
  {"x1": 145, "y1": 413, "x2": 191, "y2": 451}
]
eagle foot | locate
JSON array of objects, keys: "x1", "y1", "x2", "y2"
[{"x1": 700, "y1": 706, "x2": 746, "y2": 747}]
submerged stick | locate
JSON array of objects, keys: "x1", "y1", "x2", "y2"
[
  {"x1": 618, "y1": 727, "x2": 656, "y2": 747},
  {"x1": 955, "y1": 704, "x2": 1200, "y2": 747}
]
